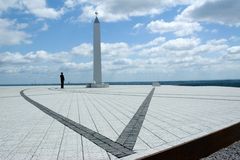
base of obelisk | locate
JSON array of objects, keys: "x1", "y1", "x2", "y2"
[{"x1": 86, "y1": 83, "x2": 109, "y2": 88}]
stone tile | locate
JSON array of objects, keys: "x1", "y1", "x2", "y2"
[{"x1": 1, "y1": 85, "x2": 240, "y2": 159}]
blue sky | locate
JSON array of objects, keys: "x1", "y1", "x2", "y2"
[{"x1": 0, "y1": 0, "x2": 240, "y2": 84}]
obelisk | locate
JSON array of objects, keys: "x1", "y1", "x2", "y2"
[
  {"x1": 93, "y1": 12, "x2": 102, "y2": 84},
  {"x1": 86, "y1": 12, "x2": 108, "y2": 88}
]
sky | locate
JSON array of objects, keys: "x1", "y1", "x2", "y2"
[{"x1": 0, "y1": 0, "x2": 240, "y2": 84}]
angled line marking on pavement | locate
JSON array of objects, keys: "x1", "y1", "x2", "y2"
[
  {"x1": 20, "y1": 88, "x2": 155, "y2": 158},
  {"x1": 116, "y1": 88, "x2": 155, "y2": 150},
  {"x1": 20, "y1": 90, "x2": 133, "y2": 158}
]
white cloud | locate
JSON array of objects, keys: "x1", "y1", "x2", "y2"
[
  {"x1": 135, "y1": 37, "x2": 201, "y2": 57},
  {"x1": 102, "y1": 42, "x2": 131, "y2": 59},
  {"x1": 162, "y1": 38, "x2": 200, "y2": 50},
  {"x1": 225, "y1": 45, "x2": 240, "y2": 61},
  {"x1": 1, "y1": 37, "x2": 240, "y2": 81},
  {"x1": 133, "y1": 23, "x2": 144, "y2": 30},
  {"x1": 103, "y1": 58, "x2": 136, "y2": 72},
  {"x1": 62, "y1": 62, "x2": 92, "y2": 71},
  {"x1": 0, "y1": 65, "x2": 51, "y2": 74},
  {"x1": 0, "y1": 18, "x2": 31, "y2": 46},
  {"x1": 64, "y1": 0, "x2": 77, "y2": 8},
  {"x1": 79, "y1": 5, "x2": 129, "y2": 22},
  {"x1": 227, "y1": 46, "x2": 240, "y2": 54},
  {"x1": 0, "y1": 52, "x2": 31, "y2": 65},
  {"x1": 71, "y1": 43, "x2": 92, "y2": 56},
  {"x1": 136, "y1": 37, "x2": 230, "y2": 59},
  {"x1": 0, "y1": 50, "x2": 72, "y2": 76},
  {"x1": 25, "y1": 50, "x2": 69, "y2": 63},
  {"x1": 75, "y1": 0, "x2": 193, "y2": 22},
  {"x1": 133, "y1": 37, "x2": 166, "y2": 50},
  {"x1": 40, "y1": 23, "x2": 48, "y2": 31},
  {"x1": 0, "y1": 0, "x2": 63, "y2": 19},
  {"x1": 178, "y1": 0, "x2": 240, "y2": 26},
  {"x1": 64, "y1": 0, "x2": 86, "y2": 8},
  {"x1": 192, "y1": 39, "x2": 228, "y2": 54},
  {"x1": 100, "y1": 37, "x2": 236, "y2": 77},
  {"x1": 0, "y1": 0, "x2": 19, "y2": 12},
  {"x1": 71, "y1": 42, "x2": 131, "y2": 58},
  {"x1": 112, "y1": 58, "x2": 132, "y2": 65},
  {"x1": 0, "y1": 50, "x2": 68, "y2": 66},
  {"x1": 223, "y1": 53, "x2": 240, "y2": 61},
  {"x1": 147, "y1": 19, "x2": 202, "y2": 36},
  {"x1": 22, "y1": 0, "x2": 63, "y2": 19},
  {"x1": 16, "y1": 23, "x2": 28, "y2": 29}
]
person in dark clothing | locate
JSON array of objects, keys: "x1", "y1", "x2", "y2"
[{"x1": 60, "y1": 72, "x2": 65, "y2": 89}]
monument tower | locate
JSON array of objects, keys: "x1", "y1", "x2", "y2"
[
  {"x1": 93, "y1": 12, "x2": 102, "y2": 84},
  {"x1": 87, "y1": 12, "x2": 108, "y2": 88}
]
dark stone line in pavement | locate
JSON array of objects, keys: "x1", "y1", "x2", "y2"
[
  {"x1": 20, "y1": 89, "x2": 134, "y2": 158},
  {"x1": 116, "y1": 88, "x2": 155, "y2": 150},
  {"x1": 20, "y1": 88, "x2": 155, "y2": 158}
]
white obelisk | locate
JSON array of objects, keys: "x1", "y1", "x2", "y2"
[{"x1": 93, "y1": 12, "x2": 102, "y2": 84}]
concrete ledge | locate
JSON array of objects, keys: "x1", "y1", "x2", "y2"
[
  {"x1": 138, "y1": 122, "x2": 240, "y2": 160},
  {"x1": 86, "y1": 83, "x2": 109, "y2": 88},
  {"x1": 152, "y1": 82, "x2": 160, "y2": 87}
]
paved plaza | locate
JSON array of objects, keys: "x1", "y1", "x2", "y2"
[{"x1": 0, "y1": 85, "x2": 240, "y2": 159}]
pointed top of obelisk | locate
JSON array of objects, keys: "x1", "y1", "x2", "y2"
[{"x1": 94, "y1": 12, "x2": 99, "y2": 23}]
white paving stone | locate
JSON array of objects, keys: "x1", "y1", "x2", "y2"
[{"x1": 0, "y1": 85, "x2": 240, "y2": 159}]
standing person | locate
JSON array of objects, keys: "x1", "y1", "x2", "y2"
[{"x1": 60, "y1": 72, "x2": 65, "y2": 89}]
